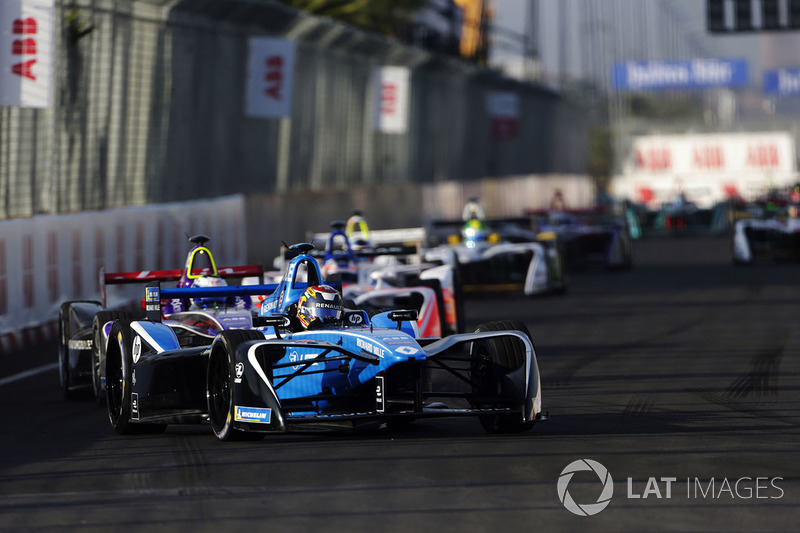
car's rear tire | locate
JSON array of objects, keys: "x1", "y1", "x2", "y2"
[
  {"x1": 207, "y1": 330, "x2": 266, "y2": 442},
  {"x1": 105, "y1": 319, "x2": 166, "y2": 435},
  {"x1": 92, "y1": 310, "x2": 135, "y2": 404},
  {"x1": 471, "y1": 320, "x2": 535, "y2": 434}
]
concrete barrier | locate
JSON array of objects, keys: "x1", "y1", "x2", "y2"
[{"x1": 0, "y1": 195, "x2": 247, "y2": 346}]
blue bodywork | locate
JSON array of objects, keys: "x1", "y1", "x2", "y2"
[
  {"x1": 117, "y1": 243, "x2": 542, "y2": 437},
  {"x1": 258, "y1": 243, "x2": 322, "y2": 315},
  {"x1": 324, "y1": 223, "x2": 358, "y2": 266}
]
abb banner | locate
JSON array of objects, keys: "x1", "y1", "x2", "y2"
[
  {"x1": 628, "y1": 133, "x2": 794, "y2": 175},
  {"x1": 0, "y1": 0, "x2": 54, "y2": 108},
  {"x1": 486, "y1": 92, "x2": 519, "y2": 140},
  {"x1": 374, "y1": 66, "x2": 410, "y2": 134},
  {"x1": 245, "y1": 37, "x2": 296, "y2": 119},
  {"x1": 613, "y1": 132, "x2": 797, "y2": 209}
]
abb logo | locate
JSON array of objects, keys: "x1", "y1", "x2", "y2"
[
  {"x1": 47, "y1": 233, "x2": 58, "y2": 299},
  {"x1": 23, "y1": 235, "x2": 33, "y2": 308},
  {"x1": 0, "y1": 240, "x2": 6, "y2": 315},
  {"x1": 381, "y1": 82, "x2": 397, "y2": 115},
  {"x1": 693, "y1": 145, "x2": 724, "y2": 169},
  {"x1": 491, "y1": 117, "x2": 518, "y2": 139},
  {"x1": 637, "y1": 187, "x2": 655, "y2": 205},
  {"x1": 11, "y1": 17, "x2": 38, "y2": 81},
  {"x1": 746, "y1": 144, "x2": 780, "y2": 168},
  {"x1": 264, "y1": 55, "x2": 283, "y2": 101},
  {"x1": 635, "y1": 147, "x2": 671, "y2": 171}
]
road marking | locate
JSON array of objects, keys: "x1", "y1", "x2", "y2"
[{"x1": 0, "y1": 363, "x2": 57, "y2": 387}]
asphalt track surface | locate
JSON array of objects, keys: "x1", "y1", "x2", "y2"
[{"x1": 1, "y1": 234, "x2": 799, "y2": 532}]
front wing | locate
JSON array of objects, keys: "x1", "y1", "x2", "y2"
[{"x1": 226, "y1": 330, "x2": 542, "y2": 433}]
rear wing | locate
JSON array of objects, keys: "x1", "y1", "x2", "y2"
[
  {"x1": 525, "y1": 207, "x2": 625, "y2": 227},
  {"x1": 144, "y1": 282, "x2": 280, "y2": 322},
  {"x1": 143, "y1": 280, "x2": 342, "y2": 321},
  {"x1": 427, "y1": 217, "x2": 546, "y2": 245},
  {"x1": 429, "y1": 216, "x2": 535, "y2": 233},
  {"x1": 100, "y1": 264, "x2": 263, "y2": 306},
  {"x1": 290, "y1": 228, "x2": 427, "y2": 266},
  {"x1": 310, "y1": 227, "x2": 426, "y2": 248}
]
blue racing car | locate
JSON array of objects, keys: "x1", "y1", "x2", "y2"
[{"x1": 104, "y1": 243, "x2": 544, "y2": 439}]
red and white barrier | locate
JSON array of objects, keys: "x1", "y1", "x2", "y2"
[{"x1": 0, "y1": 195, "x2": 247, "y2": 353}]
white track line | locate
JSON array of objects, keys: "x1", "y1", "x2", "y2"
[{"x1": 0, "y1": 363, "x2": 58, "y2": 387}]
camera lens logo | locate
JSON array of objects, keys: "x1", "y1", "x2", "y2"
[{"x1": 557, "y1": 459, "x2": 614, "y2": 516}]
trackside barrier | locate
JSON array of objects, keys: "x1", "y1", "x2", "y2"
[{"x1": 0, "y1": 195, "x2": 247, "y2": 346}]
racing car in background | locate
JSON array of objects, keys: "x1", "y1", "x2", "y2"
[
  {"x1": 526, "y1": 206, "x2": 633, "y2": 271},
  {"x1": 624, "y1": 195, "x2": 732, "y2": 238},
  {"x1": 102, "y1": 242, "x2": 543, "y2": 440},
  {"x1": 57, "y1": 235, "x2": 262, "y2": 401},
  {"x1": 731, "y1": 195, "x2": 800, "y2": 264},
  {"x1": 306, "y1": 221, "x2": 463, "y2": 337},
  {"x1": 423, "y1": 199, "x2": 566, "y2": 296}
]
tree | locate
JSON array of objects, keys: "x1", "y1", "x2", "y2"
[
  {"x1": 275, "y1": 0, "x2": 430, "y2": 38},
  {"x1": 588, "y1": 125, "x2": 613, "y2": 191}
]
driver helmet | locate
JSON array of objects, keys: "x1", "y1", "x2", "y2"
[
  {"x1": 297, "y1": 285, "x2": 343, "y2": 329},
  {"x1": 462, "y1": 218, "x2": 488, "y2": 247},
  {"x1": 190, "y1": 275, "x2": 228, "y2": 308}
]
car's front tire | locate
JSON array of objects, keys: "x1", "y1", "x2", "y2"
[
  {"x1": 92, "y1": 310, "x2": 135, "y2": 404},
  {"x1": 207, "y1": 330, "x2": 266, "y2": 442},
  {"x1": 470, "y1": 320, "x2": 535, "y2": 434},
  {"x1": 105, "y1": 319, "x2": 166, "y2": 435}
]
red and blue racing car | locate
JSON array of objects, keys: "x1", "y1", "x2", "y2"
[{"x1": 102, "y1": 243, "x2": 544, "y2": 439}]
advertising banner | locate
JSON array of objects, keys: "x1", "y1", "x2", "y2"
[
  {"x1": 0, "y1": 0, "x2": 54, "y2": 108},
  {"x1": 245, "y1": 37, "x2": 296, "y2": 118},
  {"x1": 613, "y1": 59, "x2": 748, "y2": 91},
  {"x1": 486, "y1": 91, "x2": 519, "y2": 140},
  {"x1": 615, "y1": 132, "x2": 796, "y2": 209},
  {"x1": 374, "y1": 66, "x2": 410, "y2": 134},
  {"x1": 763, "y1": 68, "x2": 800, "y2": 95},
  {"x1": 628, "y1": 132, "x2": 795, "y2": 175}
]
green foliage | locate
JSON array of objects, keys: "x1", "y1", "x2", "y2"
[
  {"x1": 588, "y1": 125, "x2": 612, "y2": 184},
  {"x1": 66, "y1": 8, "x2": 96, "y2": 46},
  {"x1": 276, "y1": 0, "x2": 429, "y2": 37},
  {"x1": 625, "y1": 94, "x2": 703, "y2": 120}
]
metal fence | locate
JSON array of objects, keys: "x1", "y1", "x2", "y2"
[{"x1": 0, "y1": 0, "x2": 590, "y2": 221}]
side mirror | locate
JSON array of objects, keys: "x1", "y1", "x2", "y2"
[
  {"x1": 387, "y1": 310, "x2": 418, "y2": 330},
  {"x1": 253, "y1": 315, "x2": 291, "y2": 328},
  {"x1": 253, "y1": 314, "x2": 291, "y2": 339}
]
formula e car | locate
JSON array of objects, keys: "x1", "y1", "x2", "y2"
[
  {"x1": 424, "y1": 211, "x2": 566, "y2": 296},
  {"x1": 628, "y1": 198, "x2": 732, "y2": 237},
  {"x1": 731, "y1": 203, "x2": 800, "y2": 264},
  {"x1": 57, "y1": 235, "x2": 262, "y2": 401},
  {"x1": 306, "y1": 221, "x2": 463, "y2": 337},
  {"x1": 103, "y1": 243, "x2": 543, "y2": 439},
  {"x1": 527, "y1": 207, "x2": 633, "y2": 271}
]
